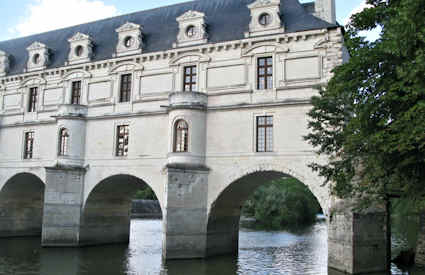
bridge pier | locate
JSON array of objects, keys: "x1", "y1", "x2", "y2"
[
  {"x1": 163, "y1": 164, "x2": 209, "y2": 259},
  {"x1": 41, "y1": 167, "x2": 85, "y2": 247},
  {"x1": 328, "y1": 201, "x2": 387, "y2": 274}
]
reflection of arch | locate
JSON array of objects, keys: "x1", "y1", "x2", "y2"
[
  {"x1": 0, "y1": 173, "x2": 45, "y2": 237},
  {"x1": 206, "y1": 164, "x2": 324, "y2": 257},
  {"x1": 80, "y1": 174, "x2": 162, "y2": 245},
  {"x1": 174, "y1": 119, "x2": 189, "y2": 152}
]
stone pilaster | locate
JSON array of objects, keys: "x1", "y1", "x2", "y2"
[
  {"x1": 163, "y1": 164, "x2": 209, "y2": 259},
  {"x1": 42, "y1": 166, "x2": 85, "y2": 246},
  {"x1": 328, "y1": 201, "x2": 387, "y2": 274}
]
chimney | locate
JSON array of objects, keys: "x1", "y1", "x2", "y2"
[{"x1": 314, "y1": 0, "x2": 336, "y2": 24}]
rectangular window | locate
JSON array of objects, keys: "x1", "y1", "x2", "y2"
[
  {"x1": 119, "y1": 74, "x2": 132, "y2": 103},
  {"x1": 183, "y1": 65, "x2": 197, "y2": 92},
  {"x1": 256, "y1": 116, "x2": 273, "y2": 152},
  {"x1": 24, "y1": 131, "x2": 34, "y2": 159},
  {"x1": 116, "y1": 125, "x2": 129, "y2": 157},
  {"x1": 28, "y1": 87, "x2": 38, "y2": 112},
  {"x1": 71, "y1": 81, "x2": 81, "y2": 105},
  {"x1": 257, "y1": 57, "x2": 273, "y2": 90}
]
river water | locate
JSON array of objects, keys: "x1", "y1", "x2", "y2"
[{"x1": 0, "y1": 219, "x2": 423, "y2": 275}]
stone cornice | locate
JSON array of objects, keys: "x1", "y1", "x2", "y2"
[{"x1": 0, "y1": 27, "x2": 341, "y2": 84}]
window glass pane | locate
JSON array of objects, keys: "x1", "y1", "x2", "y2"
[
  {"x1": 266, "y1": 116, "x2": 273, "y2": 124},
  {"x1": 267, "y1": 77, "x2": 273, "y2": 89},
  {"x1": 267, "y1": 57, "x2": 273, "y2": 65},
  {"x1": 267, "y1": 67, "x2": 273, "y2": 74},
  {"x1": 259, "y1": 68, "x2": 265, "y2": 75},
  {"x1": 259, "y1": 58, "x2": 265, "y2": 66}
]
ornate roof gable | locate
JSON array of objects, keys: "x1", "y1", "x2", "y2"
[
  {"x1": 177, "y1": 10, "x2": 205, "y2": 22},
  {"x1": 26, "y1": 41, "x2": 47, "y2": 51},
  {"x1": 116, "y1": 22, "x2": 141, "y2": 33}
]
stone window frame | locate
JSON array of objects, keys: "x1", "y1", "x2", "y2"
[
  {"x1": 174, "y1": 10, "x2": 208, "y2": 48},
  {"x1": 115, "y1": 22, "x2": 143, "y2": 57},
  {"x1": 173, "y1": 119, "x2": 189, "y2": 153},
  {"x1": 245, "y1": 0, "x2": 284, "y2": 38},
  {"x1": 110, "y1": 62, "x2": 143, "y2": 104},
  {"x1": 170, "y1": 115, "x2": 192, "y2": 154},
  {"x1": 119, "y1": 73, "x2": 132, "y2": 103},
  {"x1": 22, "y1": 129, "x2": 35, "y2": 160},
  {"x1": 257, "y1": 56, "x2": 273, "y2": 90},
  {"x1": 26, "y1": 41, "x2": 49, "y2": 72},
  {"x1": 252, "y1": 111, "x2": 276, "y2": 153},
  {"x1": 254, "y1": 53, "x2": 276, "y2": 92},
  {"x1": 58, "y1": 127, "x2": 70, "y2": 156},
  {"x1": 182, "y1": 65, "x2": 197, "y2": 92},
  {"x1": 67, "y1": 32, "x2": 93, "y2": 65},
  {"x1": 61, "y1": 70, "x2": 91, "y2": 106},
  {"x1": 112, "y1": 120, "x2": 132, "y2": 158}
]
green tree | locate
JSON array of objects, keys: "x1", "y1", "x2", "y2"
[
  {"x1": 304, "y1": 0, "x2": 425, "y2": 269},
  {"x1": 305, "y1": 0, "x2": 425, "y2": 205}
]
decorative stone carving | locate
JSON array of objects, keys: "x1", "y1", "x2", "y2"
[
  {"x1": 115, "y1": 22, "x2": 143, "y2": 57},
  {"x1": 26, "y1": 41, "x2": 49, "y2": 72},
  {"x1": 174, "y1": 10, "x2": 208, "y2": 48},
  {"x1": 67, "y1": 32, "x2": 93, "y2": 65},
  {"x1": 0, "y1": 50, "x2": 10, "y2": 77},
  {"x1": 245, "y1": 0, "x2": 284, "y2": 38}
]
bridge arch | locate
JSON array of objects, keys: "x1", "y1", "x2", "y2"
[
  {"x1": 79, "y1": 174, "x2": 162, "y2": 246},
  {"x1": 206, "y1": 163, "x2": 328, "y2": 257},
  {"x1": 0, "y1": 172, "x2": 45, "y2": 237}
]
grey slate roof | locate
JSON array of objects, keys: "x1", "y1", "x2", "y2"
[{"x1": 0, "y1": 0, "x2": 336, "y2": 76}]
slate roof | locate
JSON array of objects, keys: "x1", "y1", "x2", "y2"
[{"x1": 0, "y1": 0, "x2": 336, "y2": 76}]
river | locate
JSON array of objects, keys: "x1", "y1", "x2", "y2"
[{"x1": 0, "y1": 219, "x2": 423, "y2": 275}]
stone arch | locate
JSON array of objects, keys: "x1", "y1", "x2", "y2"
[
  {"x1": 0, "y1": 172, "x2": 45, "y2": 237},
  {"x1": 241, "y1": 42, "x2": 289, "y2": 57},
  {"x1": 61, "y1": 69, "x2": 91, "y2": 82},
  {"x1": 109, "y1": 62, "x2": 143, "y2": 74},
  {"x1": 19, "y1": 76, "x2": 46, "y2": 88},
  {"x1": 169, "y1": 52, "x2": 211, "y2": 65},
  {"x1": 206, "y1": 162, "x2": 327, "y2": 257},
  {"x1": 79, "y1": 174, "x2": 162, "y2": 246}
]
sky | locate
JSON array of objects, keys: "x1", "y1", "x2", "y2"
[{"x1": 0, "y1": 0, "x2": 378, "y2": 42}]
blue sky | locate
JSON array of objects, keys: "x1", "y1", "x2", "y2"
[{"x1": 0, "y1": 0, "x2": 367, "y2": 42}]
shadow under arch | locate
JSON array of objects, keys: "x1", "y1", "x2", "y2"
[
  {"x1": 206, "y1": 170, "x2": 323, "y2": 257},
  {"x1": 0, "y1": 173, "x2": 45, "y2": 237},
  {"x1": 80, "y1": 174, "x2": 162, "y2": 246}
]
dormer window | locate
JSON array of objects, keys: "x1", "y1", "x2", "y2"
[
  {"x1": 115, "y1": 22, "x2": 143, "y2": 57},
  {"x1": 246, "y1": 0, "x2": 284, "y2": 38},
  {"x1": 67, "y1": 32, "x2": 93, "y2": 65},
  {"x1": 0, "y1": 50, "x2": 10, "y2": 76},
  {"x1": 26, "y1": 41, "x2": 49, "y2": 72},
  {"x1": 175, "y1": 10, "x2": 208, "y2": 48}
]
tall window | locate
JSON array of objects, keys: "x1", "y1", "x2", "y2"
[
  {"x1": 174, "y1": 120, "x2": 189, "y2": 152},
  {"x1": 257, "y1": 57, "x2": 273, "y2": 90},
  {"x1": 24, "y1": 131, "x2": 34, "y2": 159},
  {"x1": 183, "y1": 65, "x2": 197, "y2": 92},
  {"x1": 256, "y1": 116, "x2": 273, "y2": 152},
  {"x1": 71, "y1": 81, "x2": 81, "y2": 105},
  {"x1": 119, "y1": 74, "x2": 132, "y2": 103},
  {"x1": 58, "y1": 128, "x2": 69, "y2": 156},
  {"x1": 28, "y1": 87, "x2": 38, "y2": 112},
  {"x1": 116, "y1": 125, "x2": 129, "y2": 157}
]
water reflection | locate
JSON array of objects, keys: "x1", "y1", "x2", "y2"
[{"x1": 0, "y1": 219, "x2": 423, "y2": 275}]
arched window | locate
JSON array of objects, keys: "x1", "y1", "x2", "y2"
[
  {"x1": 174, "y1": 120, "x2": 189, "y2": 152},
  {"x1": 58, "y1": 128, "x2": 69, "y2": 156}
]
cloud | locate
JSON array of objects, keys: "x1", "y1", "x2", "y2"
[
  {"x1": 9, "y1": 0, "x2": 119, "y2": 37},
  {"x1": 343, "y1": 0, "x2": 381, "y2": 42}
]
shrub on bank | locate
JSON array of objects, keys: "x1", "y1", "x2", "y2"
[{"x1": 242, "y1": 177, "x2": 322, "y2": 229}]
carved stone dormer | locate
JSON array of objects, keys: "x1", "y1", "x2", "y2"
[
  {"x1": 0, "y1": 50, "x2": 10, "y2": 77},
  {"x1": 67, "y1": 32, "x2": 93, "y2": 65},
  {"x1": 245, "y1": 0, "x2": 284, "y2": 38},
  {"x1": 115, "y1": 22, "x2": 143, "y2": 57},
  {"x1": 174, "y1": 10, "x2": 208, "y2": 48},
  {"x1": 26, "y1": 41, "x2": 49, "y2": 72}
]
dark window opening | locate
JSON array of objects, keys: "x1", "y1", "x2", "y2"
[
  {"x1": 28, "y1": 87, "x2": 38, "y2": 112},
  {"x1": 119, "y1": 74, "x2": 132, "y2": 103},
  {"x1": 116, "y1": 125, "x2": 129, "y2": 157},
  {"x1": 71, "y1": 81, "x2": 81, "y2": 105},
  {"x1": 58, "y1": 128, "x2": 69, "y2": 156},
  {"x1": 24, "y1": 132, "x2": 34, "y2": 159},
  {"x1": 174, "y1": 120, "x2": 189, "y2": 152},
  {"x1": 256, "y1": 116, "x2": 273, "y2": 152},
  {"x1": 257, "y1": 57, "x2": 273, "y2": 90},
  {"x1": 183, "y1": 65, "x2": 197, "y2": 92}
]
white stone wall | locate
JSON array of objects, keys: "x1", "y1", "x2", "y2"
[{"x1": 0, "y1": 27, "x2": 344, "y2": 213}]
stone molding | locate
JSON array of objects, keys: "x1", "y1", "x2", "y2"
[
  {"x1": 115, "y1": 22, "x2": 143, "y2": 57},
  {"x1": 26, "y1": 41, "x2": 49, "y2": 72},
  {"x1": 67, "y1": 32, "x2": 93, "y2": 65},
  {"x1": 245, "y1": 0, "x2": 284, "y2": 38},
  {"x1": 174, "y1": 10, "x2": 208, "y2": 48}
]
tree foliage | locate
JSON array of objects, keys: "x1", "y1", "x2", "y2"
[
  {"x1": 242, "y1": 178, "x2": 321, "y2": 229},
  {"x1": 304, "y1": 0, "x2": 425, "y2": 203}
]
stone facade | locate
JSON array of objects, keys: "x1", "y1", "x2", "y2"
[{"x1": 0, "y1": 0, "x2": 387, "y2": 273}]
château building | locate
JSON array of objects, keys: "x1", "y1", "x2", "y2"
[{"x1": 0, "y1": 0, "x2": 387, "y2": 274}]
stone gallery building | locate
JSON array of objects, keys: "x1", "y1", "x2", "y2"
[{"x1": 0, "y1": 0, "x2": 387, "y2": 273}]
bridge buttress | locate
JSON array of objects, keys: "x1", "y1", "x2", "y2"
[{"x1": 41, "y1": 166, "x2": 85, "y2": 247}]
